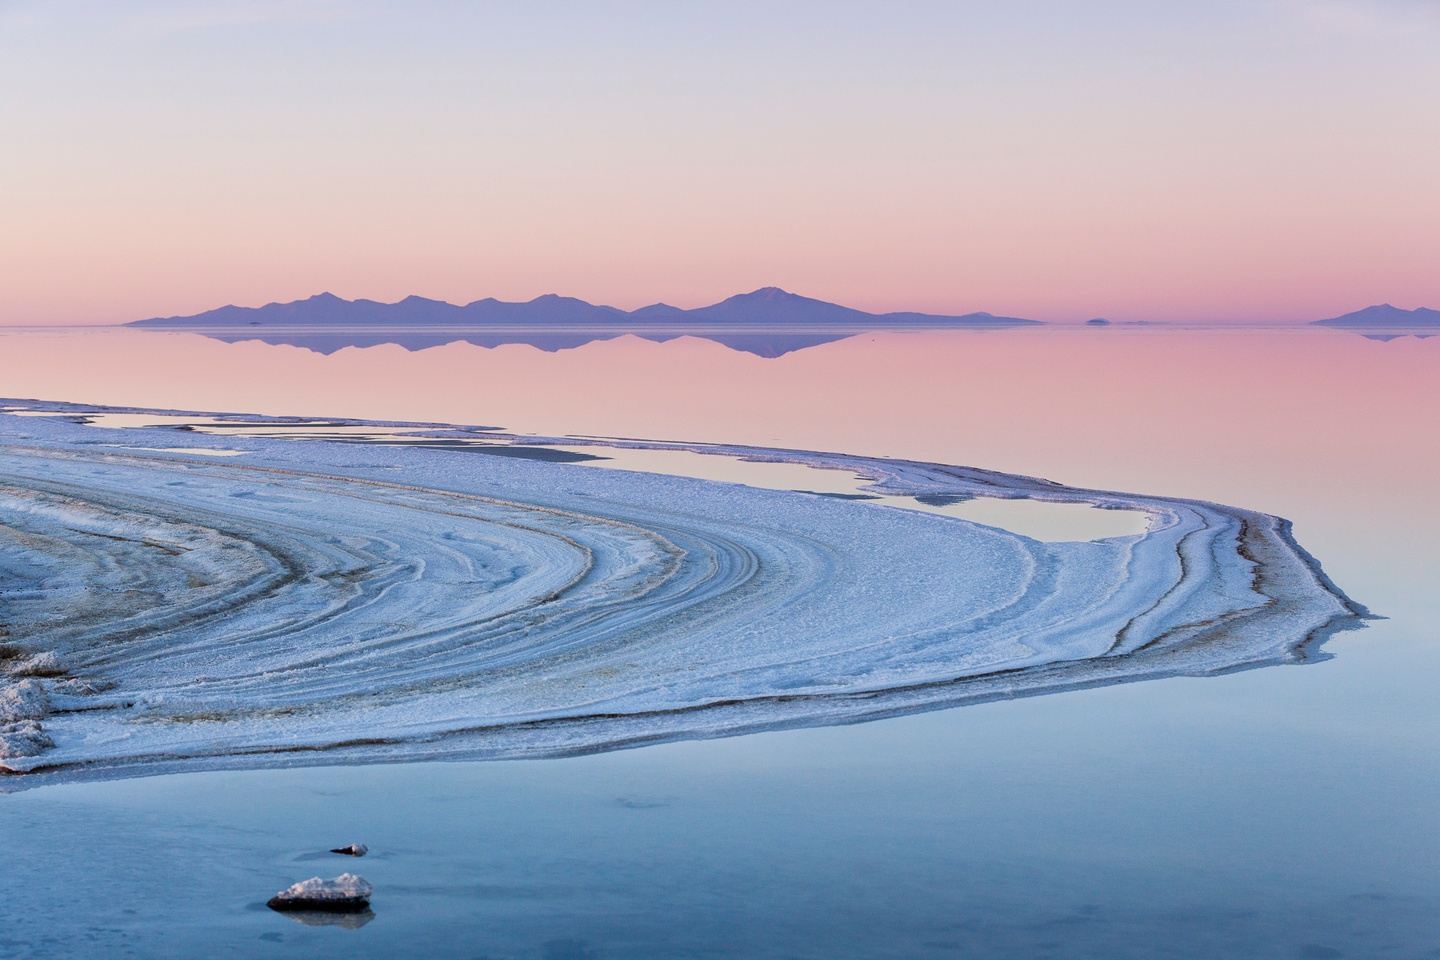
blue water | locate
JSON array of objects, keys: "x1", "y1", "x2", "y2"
[{"x1": 4, "y1": 614, "x2": 1436, "y2": 958}]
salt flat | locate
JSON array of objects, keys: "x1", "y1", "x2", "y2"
[{"x1": 0, "y1": 409, "x2": 1366, "y2": 786}]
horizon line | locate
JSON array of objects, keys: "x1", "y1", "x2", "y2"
[{"x1": 3, "y1": 286, "x2": 1430, "y2": 329}]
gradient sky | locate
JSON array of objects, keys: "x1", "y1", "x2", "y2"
[{"x1": 2, "y1": 0, "x2": 1438, "y2": 325}]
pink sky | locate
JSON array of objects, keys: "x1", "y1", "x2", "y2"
[{"x1": 2, "y1": 2, "x2": 1437, "y2": 325}]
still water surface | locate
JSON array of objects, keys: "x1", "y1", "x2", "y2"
[{"x1": 1, "y1": 325, "x2": 1436, "y2": 958}]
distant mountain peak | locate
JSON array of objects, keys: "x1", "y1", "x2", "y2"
[
  {"x1": 1315, "y1": 303, "x2": 1440, "y2": 328},
  {"x1": 630, "y1": 302, "x2": 688, "y2": 319},
  {"x1": 718, "y1": 286, "x2": 812, "y2": 304}
]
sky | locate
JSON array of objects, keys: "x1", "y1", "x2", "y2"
[{"x1": 2, "y1": 0, "x2": 1437, "y2": 325}]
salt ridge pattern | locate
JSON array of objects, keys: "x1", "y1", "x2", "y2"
[{"x1": 0, "y1": 410, "x2": 1368, "y2": 786}]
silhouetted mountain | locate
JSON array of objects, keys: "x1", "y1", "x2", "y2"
[
  {"x1": 628, "y1": 302, "x2": 690, "y2": 322},
  {"x1": 685, "y1": 287, "x2": 874, "y2": 325},
  {"x1": 1314, "y1": 304, "x2": 1440, "y2": 329},
  {"x1": 131, "y1": 287, "x2": 1041, "y2": 330},
  {"x1": 129, "y1": 287, "x2": 1041, "y2": 358}
]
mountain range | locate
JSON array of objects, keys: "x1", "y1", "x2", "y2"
[
  {"x1": 130, "y1": 287, "x2": 1041, "y2": 330},
  {"x1": 1313, "y1": 304, "x2": 1440, "y2": 329}
]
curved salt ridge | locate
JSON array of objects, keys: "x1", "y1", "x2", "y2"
[{"x1": 0, "y1": 412, "x2": 1367, "y2": 785}]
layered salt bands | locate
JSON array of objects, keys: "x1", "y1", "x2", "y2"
[{"x1": 0, "y1": 413, "x2": 1367, "y2": 784}]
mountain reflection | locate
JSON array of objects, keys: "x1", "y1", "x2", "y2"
[
  {"x1": 129, "y1": 287, "x2": 1039, "y2": 357},
  {"x1": 175, "y1": 326, "x2": 864, "y2": 358}
]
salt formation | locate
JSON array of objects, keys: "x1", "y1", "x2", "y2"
[
  {"x1": 0, "y1": 409, "x2": 1368, "y2": 786},
  {"x1": 0, "y1": 679, "x2": 53, "y2": 760},
  {"x1": 0, "y1": 680, "x2": 49, "y2": 721},
  {"x1": 10, "y1": 651, "x2": 65, "y2": 677},
  {"x1": 267, "y1": 873, "x2": 373, "y2": 912}
]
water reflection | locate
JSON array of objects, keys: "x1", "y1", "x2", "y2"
[
  {"x1": 1357, "y1": 332, "x2": 1438, "y2": 342},
  {"x1": 0, "y1": 324, "x2": 1436, "y2": 959},
  {"x1": 129, "y1": 287, "x2": 1039, "y2": 358},
  {"x1": 276, "y1": 909, "x2": 375, "y2": 930},
  {"x1": 176, "y1": 324, "x2": 871, "y2": 358},
  {"x1": 5, "y1": 403, "x2": 1149, "y2": 541}
]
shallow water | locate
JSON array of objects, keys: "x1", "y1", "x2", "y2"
[
  {"x1": 3, "y1": 406, "x2": 1150, "y2": 541},
  {"x1": 545, "y1": 444, "x2": 1150, "y2": 541},
  {"x1": 1, "y1": 325, "x2": 1436, "y2": 958}
]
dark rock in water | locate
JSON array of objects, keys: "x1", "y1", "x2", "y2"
[
  {"x1": 1085, "y1": 317, "x2": 1111, "y2": 326},
  {"x1": 330, "y1": 842, "x2": 368, "y2": 857},
  {"x1": 267, "y1": 873, "x2": 373, "y2": 913}
]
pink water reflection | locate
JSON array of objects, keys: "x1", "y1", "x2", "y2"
[{"x1": 2, "y1": 325, "x2": 1436, "y2": 609}]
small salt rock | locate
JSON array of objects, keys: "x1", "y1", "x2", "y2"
[
  {"x1": 9, "y1": 653, "x2": 66, "y2": 682},
  {"x1": 267, "y1": 873, "x2": 373, "y2": 913},
  {"x1": 330, "y1": 842, "x2": 368, "y2": 857},
  {"x1": 11, "y1": 652, "x2": 66, "y2": 678},
  {"x1": 0, "y1": 680, "x2": 50, "y2": 722},
  {"x1": 54, "y1": 676, "x2": 115, "y2": 695},
  {"x1": 0, "y1": 720, "x2": 54, "y2": 759}
]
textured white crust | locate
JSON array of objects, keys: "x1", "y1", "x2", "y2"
[{"x1": 0, "y1": 410, "x2": 1366, "y2": 785}]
